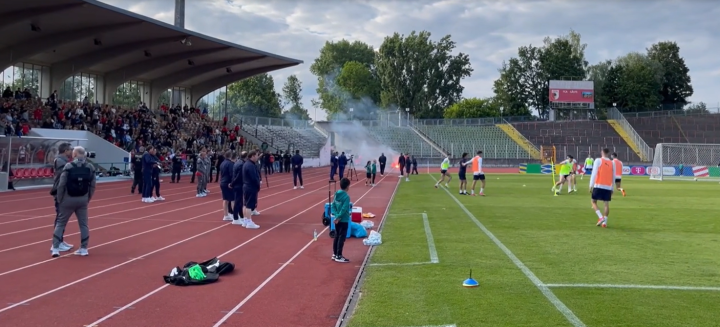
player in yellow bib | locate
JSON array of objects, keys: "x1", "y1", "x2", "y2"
[
  {"x1": 434, "y1": 156, "x2": 452, "y2": 188},
  {"x1": 581, "y1": 155, "x2": 594, "y2": 180},
  {"x1": 552, "y1": 155, "x2": 574, "y2": 195}
]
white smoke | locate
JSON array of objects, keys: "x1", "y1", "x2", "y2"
[{"x1": 326, "y1": 117, "x2": 400, "y2": 167}]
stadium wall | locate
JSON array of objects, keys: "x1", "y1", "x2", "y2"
[
  {"x1": 29, "y1": 129, "x2": 129, "y2": 171},
  {"x1": 518, "y1": 163, "x2": 720, "y2": 177}
]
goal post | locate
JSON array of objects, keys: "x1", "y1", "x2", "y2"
[{"x1": 649, "y1": 143, "x2": 720, "y2": 181}]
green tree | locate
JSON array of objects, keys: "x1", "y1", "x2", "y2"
[
  {"x1": 492, "y1": 61, "x2": 532, "y2": 117},
  {"x1": 614, "y1": 52, "x2": 663, "y2": 111},
  {"x1": 586, "y1": 60, "x2": 613, "y2": 109},
  {"x1": 493, "y1": 30, "x2": 588, "y2": 118},
  {"x1": 376, "y1": 31, "x2": 473, "y2": 119},
  {"x1": 310, "y1": 40, "x2": 377, "y2": 116},
  {"x1": 112, "y1": 82, "x2": 142, "y2": 108},
  {"x1": 281, "y1": 74, "x2": 310, "y2": 120},
  {"x1": 443, "y1": 97, "x2": 501, "y2": 118},
  {"x1": 685, "y1": 102, "x2": 709, "y2": 115},
  {"x1": 224, "y1": 73, "x2": 282, "y2": 118},
  {"x1": 646, "y1": 41, "x2": 693, "y2": 109}
]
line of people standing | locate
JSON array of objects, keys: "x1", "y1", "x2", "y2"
[
  {"x1": 129, "y1": 146, "x2": 165, "y2": 203},
  {"x1": 219, "y1": 149, "x2": 261, "y2": 229}
]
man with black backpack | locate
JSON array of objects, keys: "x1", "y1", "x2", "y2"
[
  {"x1": 51, "y1": 146, "x2": 96, "y2": 258},
  {"x1": 50, "y1": 142, "x2": 73, "y2": 252}
]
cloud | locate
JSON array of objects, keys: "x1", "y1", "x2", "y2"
[{"x1": 100, "y1": 0, "x2": 720, "y2": 119}]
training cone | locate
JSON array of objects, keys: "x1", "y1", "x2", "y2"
[{"x1": 462, "y1": 269, "x2": 479, "y2": 288}]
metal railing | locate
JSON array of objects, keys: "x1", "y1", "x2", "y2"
[{"x1": 608, "y1": 107, "x2": 653, "y2": 161}]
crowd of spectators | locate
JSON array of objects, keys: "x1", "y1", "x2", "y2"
[{"x1": 1, "y1": 88, "x2": 259, "y2": 175}]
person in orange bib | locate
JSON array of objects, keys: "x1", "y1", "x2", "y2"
[
  {"x1": 588, "y1": 148, "x2": 617, "y2": 228},
  {"x1": 611, "y1": 153, "x2": 626, "y2": 196},
  {"x1": 463, "y1": 150, "x2": 485, "y2": 196}
]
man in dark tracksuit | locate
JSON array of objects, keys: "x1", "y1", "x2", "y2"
[
  {"x1": 398, "y1": 153, "x2": 406, "y2": 177},
  {"x1": 338, "y1": 152, "x2": 348, "y2": 179},
  {"x1": 130, "y1": 148, "x2": 144, "y2": 194},
  {"x1": 50, "y1": 142, "x2": 73, "y2": 252},
  {"x1": 214, "y1": 152, "x2": 225, "y2": 182},
  {"x1": 283, "y1": 151, "x2": 291, "y2": 173},
  {"x1": 242, "y1": 150, "x2": 261, "y2": 229},
  {"x1": 170, "y1": 154, "x2": 182, "y2": 183},
  {"x1": 51, "y1": 146, "x2": 96, "y2": 258},
  {"x1": 330, "y1": 151, "x2": 338, "y2": 181},
  {"x1": 378, "y1": 153, "x2": 386, "y2": 176},
  {"x1": 141, "y1": 146, "x2": 158, "y2": 203},
  {"x1": 190, "y1": 152, "x2": 198, "y2": 183},
  {"x1": 291, "y1": 150, "x2": 304, "y2": 189},
  {"x1": 230, "y1": 151, "x2": 247, "y2": 225},
  {"x1": 219, "y1": 151, "x2": 236, "y2": 222}
]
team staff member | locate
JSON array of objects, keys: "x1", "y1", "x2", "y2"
[
  {"x1": 151, "y1": 152, "x2": 164, "y2": 201},
  {"x1": 51, "y1": 146, "x2": 96, "y2": 258},
  {"x1": 170, "y1": 152, "x2": 182, "y2": 183},
  {"x1": 291, "y1": 150, "x2": 304, "y2": 189},
  {"x1": 141, "y1": 146, "x2": 159, "y2": 203},
  {"x1": 130, "y1": 148, "x2": 144, "y2": 194},
  {"x1": 214, "y1": 151, "x2": 225, "y2": 183},
  {"x1": 229, "y1": 151, "x2": 247, "y2": 226},
  {"x1": 330, "y1": 151, "x2": 338, "y2": 180},
  {"x1": 378, "y1": 153, "x2": 386, "y2": 176},
  {"x1": 589, "y1": 148, "x2": 617, "y2": 228},
  {"x1": 241, "y1": 150, "x2": 261, "y2": 229},
  {"x1": 338, "y1": 152, "x2": 348, "y2": 180},
  {"x1": 219, "y1": 151, "x2": 236, "y2": 221},
  {"x1": 398, "y1": 154, "x2": 406, "y2": 178},
  {"x1": 196, "y1": 148, "x2": 209, "y2": 197},
  {"x1": 189, "y1": 151, "x2": 198, "y2": 183},
  {"x1": 50, "y1": 142, "x2": 73, "y2": 252}
]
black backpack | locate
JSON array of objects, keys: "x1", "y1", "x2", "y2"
[{"x1": 65, "y1": 163, "x2": 92, "y2": 197}]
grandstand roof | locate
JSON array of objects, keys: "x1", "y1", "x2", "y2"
[{"x1": 0, "y1": 0, "x2": 302, "y2": 99}]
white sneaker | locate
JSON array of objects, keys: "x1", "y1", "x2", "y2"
[
  {"x1": 223, "y1": 214, "x2": 233, "y2": 221},
  {"x1": 405, "y1": 178, "x2": 409, "y2": 182},
  {"x1": 50, "y1": 242, "x2": 73, "y2": 252},
  {"x1": 245, "y1": 221, "x2": 260, "y2": 229},
  {"x1": 196, "y1": 194, "x2": 203, "y2": 198},
  {"x1": 251, "y1": 210, "x2": 260, "y2": 216},
  {"x1": 73, "y1": 248, "x2": 89, "y2": 256},
  {"x1": 146, "y1": 197, "x2": 156, "y2": 203},
  {"x1": 204, "y1": 189, "x2": 210, "y2": 194},
  {"x1": 156, "y1": 196, "x2": 165, "y2": 201},
  {"x1": 142, "y1": 197, "x2": 148, "y2": 202},
  {"x1": 232, "y1": 219, "x2": 246, "y2": 226},
  {"x1": 300, "y1": 186, "x2": 304, "y2": 189},
  {"x1": 151, "y1": 196, "x2": 158, "y2": 201},
  {"x1": 293, "y1": 186, "x2": 297, "y2": 190},
  {"x1": 371, "y1": 184, "x2": 375, "y2": 187},
  {"x1": 51, "y1": 248, "x2": 60, "y2": 258}
]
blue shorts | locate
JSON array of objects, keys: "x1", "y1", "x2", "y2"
[
  {"x1": 243, "y1": 187, "x2": 259, "y2": 210},
  {"x1": 458, "y1": 173, "x2": 466, "y2": 181},
  {"x1": 591, "y1": 188, "x2": 612, "y2": 202},
  {"x1": 585, "y1": 168, "x2": 592, "y2": 174},
  {"x1": 220, "y1": 185, "x2": 234, "y2": 201}
]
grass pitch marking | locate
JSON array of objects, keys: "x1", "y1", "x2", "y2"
[
  {"x1": 545, "y1": 283, "x2": 720, "y2": 292},
  {"x1": 430, "y1": 175, "x2": 587, "y2": 327},
  {"x1": 369, "y1": 213, "x2": 439, "y2": 266}
]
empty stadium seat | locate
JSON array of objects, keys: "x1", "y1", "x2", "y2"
[
  {"x1": 416, "y1": 125, "x2": 533, "y2": 159},
  {"x1": 365, "y1": 126, "x2": 444, "y2": 158}
]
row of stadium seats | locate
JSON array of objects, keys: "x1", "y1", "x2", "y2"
[
  {"x1": 242, "y1": 122, "x2": 326, "y2": 154},
  {"x1": 416, "y1": 125, "x2": 534, "y2": 159},
  {"x1": 11, "y1": 167, "x2": 53, "y2": 180},
  {"x1": 626, "y1": 114, "x2": 720, "y2": 147},
  {"x1": 365, "y1": 126, "x2": 444, "y2": 158}
]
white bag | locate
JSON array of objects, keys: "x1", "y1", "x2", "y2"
[
  {"x1": 360, "y1": 220, "x2": 374, "y2": 229},
  {"x1": 363, "y1": 230, "x2": 382, "y2": 246}
]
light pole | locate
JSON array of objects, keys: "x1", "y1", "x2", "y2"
[
  {"x1": 405, "y1": 108, "x2": 410, "y2": 126},
  {"x1": 349, "y1": 108, "x2": 354, "y2": 120}
]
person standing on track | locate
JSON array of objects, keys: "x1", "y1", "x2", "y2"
[
  {"x1": 141, "y1": 146, "x2": 158, "y2": 203},
  {"x1": 130, "y1": 148, "x2": 144, "y2": 194},
  {"x1": 219, "y1": 150, "x2": 236, "y2": 221},
  {"x1": 398, "y1": 154, "x2": 406, "y2": 179},
  {"x1": 51, "y1": 146, "x2": 96, "y2": 258},
  {"x1": 378, "y1": 153, "x2": 386, "y2": 176},
  {"x1": 189, "y1": 151, "x2": 198, "y2": 184},
  {"x1": 195, "y1": 148, "x2": 209, "y2": 198},
  {"x1": 330, "y1": 151, "x2": 338, "y2": 181},
  {"x1": 292, "y1": 149, "x2": 304, "y2": 189},
  {"x1": 404, "y1": 153, "x2": 411, "y2": 181},
  {"x1": 151, "y1": 151, "x2": 164, "y2": 201},
  {"x1": 50, "y1": 142, "x2": 73, "y2": 252},
  {"x1": 338, "y1": 152, "x2": 348, "y2": 180},
  {"x1": 229, "y1": 151, "x2": 247, "y2": 226},
  {"x1": 214, "y1": 151, "x2": 225, "y2": 183},
  {"x1": 331, "y1": 177, "x2": 351, "y2": 263},
  {"x1": 241, "y1": 150, "x2": 261, "y2": 229},
  {"x1": 170, "y1": 152, "x2": 182, "y2": 183}
]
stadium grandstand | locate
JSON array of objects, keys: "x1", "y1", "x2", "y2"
[{"x1": 0, "y1": 0, "x2": 304, "y2": 190}]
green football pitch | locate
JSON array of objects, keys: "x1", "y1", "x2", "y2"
[{"x1": 347, "y1": 173, "x2": 720, "y2": 327}]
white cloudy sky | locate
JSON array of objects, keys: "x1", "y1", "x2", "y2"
[{"x1": 100, "y1": 0, "x2": 720, "y2": 121}]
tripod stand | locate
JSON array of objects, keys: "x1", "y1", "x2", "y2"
[{"x1": 346, "y1": 159, "x2": 358, "y2": 181}]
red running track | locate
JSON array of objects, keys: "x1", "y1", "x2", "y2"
[{"x1": 0, "y1": 166, "x2": 399, "y2": 327}]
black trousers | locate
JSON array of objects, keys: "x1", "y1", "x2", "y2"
[
  {"x1": 379, "y1": 163, "x2": 385, "y2": 175},
  {"x1": 152, "y1": 176, "x2": 161, "y2": 196},
  {"x1": 399, "y1": 164, "x2": 404, "y2": 176},
  {"x1": 131, "y1": 171, "x2": 143, "y2": 193},
  {"x1": 214, "y1": 167, "x2": 221, "y2": 182},
  {"x1": 293, "y1": 168, "x2": 303, "y2": 186},
  {"x1": 171, "y1": 167, "x2": 181, "y2": 182},
  {"x1": 412, "y1": 165, "x2": 418, "y2": 174},
  {"x1": 333, "y1": 222, "x2": 349, "y2": 257},
  {"x1": 232, "y1": 189, "x2": 244, "y2": 220},
  {"x1": 190, "y1": 169, "x2": 196, "y2": 183}
]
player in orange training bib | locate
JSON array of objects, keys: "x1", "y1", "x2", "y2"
[
  {"x1": 588, "y1": 148, "x2": 617, "y2": 228},
  {"x1": 611, "y1": 153, "x2": 626, "y2": 196}
]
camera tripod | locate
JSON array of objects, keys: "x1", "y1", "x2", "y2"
[{"x1": 346, "y1": 158, "x2": 358, "y2": 181}]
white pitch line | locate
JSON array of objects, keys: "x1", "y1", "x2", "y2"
[
  {"x1": 386, "y1": 213, "x2": 428, "y2": 216},
  {"x1": 422, "y1": 213, "x2": 439, "y2": 264},
  {"x1": 430, "y1": 175, "x2": 586, "y2": 327},
  {"x1": 545, "y1": 283, "x2": 720, "y2": 292}
]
